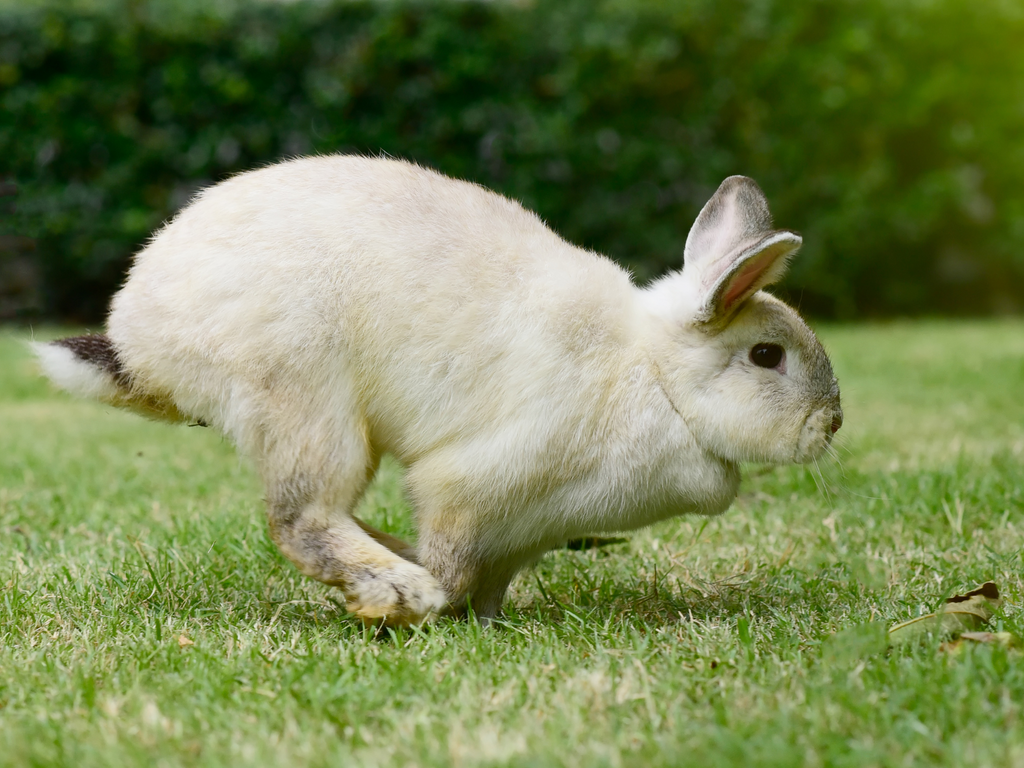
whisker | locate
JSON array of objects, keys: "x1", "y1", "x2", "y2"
[
  {"x1": 825, "y1": 443, "x2": 846, "y2": 474},
  {"x1": 820, "y1": 439, "x2": 886, "y2": 502},
  {"x1": 811, "y1": 455, "x2": 835, "y2": 508}
]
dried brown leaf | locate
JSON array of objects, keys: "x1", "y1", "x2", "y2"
[{"x1": 888, "y1": 582, "x2": 1001, "y2": 647}]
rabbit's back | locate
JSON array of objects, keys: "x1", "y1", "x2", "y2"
[{"x1": 108, "y1": 155, "x2": 639, "y2": 457}]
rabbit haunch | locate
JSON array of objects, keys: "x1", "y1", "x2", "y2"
[{"x1": 36, "y1": 155, "x2": 842, "y2": 626}]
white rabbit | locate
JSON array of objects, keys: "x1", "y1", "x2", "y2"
[{"x1": 35, "y1": 155, "x2": 842, "y2": 625}]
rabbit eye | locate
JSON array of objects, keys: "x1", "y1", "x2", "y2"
[{"x1": 750, "y1": 343, "x2": 784, "y2": 369}]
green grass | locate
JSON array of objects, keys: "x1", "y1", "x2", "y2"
[{"x1": 1, "y1": 320, "x2": 1023, "y2": 767}]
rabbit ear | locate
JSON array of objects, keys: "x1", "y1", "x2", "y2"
[{"x1": 683, "y1": 176, "x2": 802, "y2": 324}]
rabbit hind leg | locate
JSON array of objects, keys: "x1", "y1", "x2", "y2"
[{"x1": 261, "y1": 426, "x2": 447, "y2": 627}]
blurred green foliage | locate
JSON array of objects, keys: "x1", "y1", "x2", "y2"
[{"x1": 1, "y1": 0, "x2": 1023, "y2": 320}]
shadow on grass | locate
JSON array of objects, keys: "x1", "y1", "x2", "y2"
[{"x1": 508, "y1": 552, "x2": 870, "y2": 634}]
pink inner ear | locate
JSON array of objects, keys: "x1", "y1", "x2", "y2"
[{"x1": 722, "y1": 251, "x2": 776, "y2": 311}]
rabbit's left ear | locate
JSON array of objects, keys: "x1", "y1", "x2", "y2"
[{"x1": 682, "y1": 176, "x2": 802, "y2": 324}]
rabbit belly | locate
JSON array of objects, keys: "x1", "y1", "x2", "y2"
[{"x1": 405, "y1": 392, "x2": 741, "y2": 557}]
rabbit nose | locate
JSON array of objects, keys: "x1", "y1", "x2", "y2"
[{"x1": 830, "y1": 410, "x2": 843, "y2": 434}]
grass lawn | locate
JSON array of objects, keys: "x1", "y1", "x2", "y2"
[{"x1": 1, "y1": 320, "x2": 1023, "y2": 767}]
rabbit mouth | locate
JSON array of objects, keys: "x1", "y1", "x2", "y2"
[{"x1": 793, "y1": 406, "x2": 839, "y2": 463}]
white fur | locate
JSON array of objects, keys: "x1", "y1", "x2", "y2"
[{"x1": 39, "y1": 155, "x2": 841, "y2": 624}]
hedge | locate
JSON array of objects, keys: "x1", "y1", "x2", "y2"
[{"x1": 2, "y1": 0, "x2": 1023, "y2": 320}]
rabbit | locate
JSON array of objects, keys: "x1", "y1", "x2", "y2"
[{"x1": 35, "y1": 155, "x2": 842, "y2": 626}]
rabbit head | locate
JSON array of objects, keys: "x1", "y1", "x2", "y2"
[{"x1": 644, "y1": 176, "x2": 842, "y2": 465}]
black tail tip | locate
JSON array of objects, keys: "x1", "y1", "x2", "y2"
[{"x1": 52, "y1": 334, "x2": 127, "y2": 384}]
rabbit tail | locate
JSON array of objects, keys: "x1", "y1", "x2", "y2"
[{"x1": 34, "y1": 334, "x2": 186, "y2": 422}]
